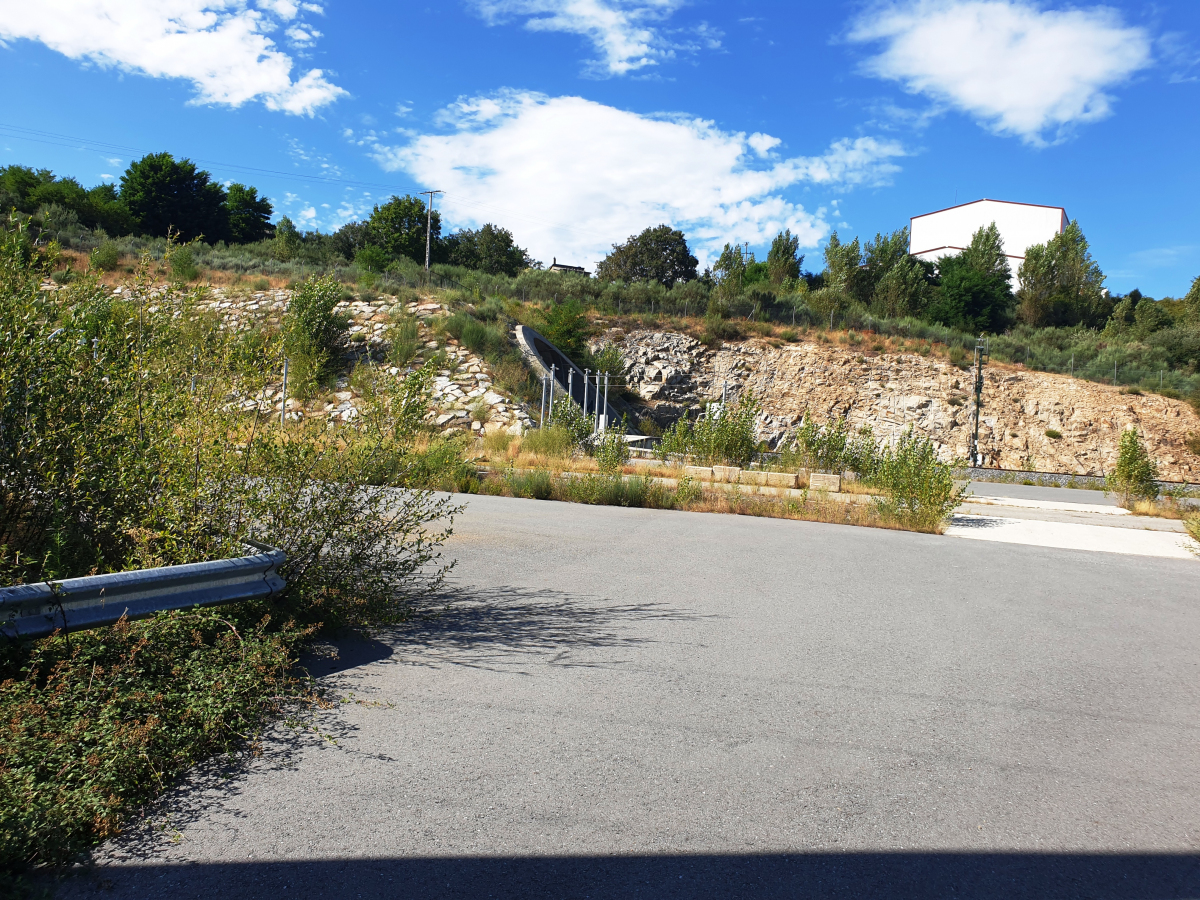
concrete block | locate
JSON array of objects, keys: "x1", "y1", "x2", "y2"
[
  {"x1": 712, "y1": 465, "x2": 742, "y2": 483},
  {"x1": 683, "y1": 466, "x2": 713, "y2": 481},
  {"x1": 809, "y1": 472, "x2": 841, "y2": 492},
  {"x1": 765, "y1": 471, "x2": 799, "y2": 488},
  {"x1": 739, "y1": 470, "x2": 770, "y2": 486}
]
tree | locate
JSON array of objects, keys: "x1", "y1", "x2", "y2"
[
  {"x1": 273, "y1": 216, "x2": 302, "y2": 261},
  {"x1": 822, "y1": 231, "x2": 863, "y2": 299},
  {"x1": 85, "y1": 183, "x2": 135, "y2": 236},
  {"x1": 539, "y1": 299, "x2": 588, "y2": 359},
  {"x1": 331, "y1": 221, "x2": 371, "y2": 261},
  {"x1": 859, "y1": 228, "x2": 910, "y2": 306},
  {"x1": 924, "y1": 255, "x2": 1011, "y2": 333},
  {"x1": 595, "y1": 224, "x2": 698, "y2": 288},
  {"x1": 224, "y1": 184, "x2": 273, "y2": 244},
  {"x1": 119, "y1": 153, "x2": 228, "y2": 242},
  {"x1": 873, "y1": 255, "x2": 933, "y2": 319},
  {"x1": 766, "y1": 229, "x2": 802, "y2": 287},
  {"x1": 1107, "y1": 428, "x2": 1159, "y2": 505},
  {"x1": 1016, "y1": 221, "x2": 1109, "y2": 327},
  {"x1": 444, "y1": 223, "x2": 534, "y2": 276},
  {"x1": 712, "y1": 243, "x2": 750, "y2": 303},
  {"x1": 1185, "y1": 276, "x2": 1200, "y2": 325},
  {"x1": 366, "y1": 194, "x2": 441, "y2": 263},
  {"x1": 959, "y1": 222, "x2": 1011, "y2": 282},
  {"x1": 923, "y1": 224, "x2": 1014, "y2": 332}
]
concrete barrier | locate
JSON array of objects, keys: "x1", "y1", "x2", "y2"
[
  {"x1": 683, "y1": 465, "x2": 713, "y2": 481},
  {"x1": 809, "y1": 473, "x2": 842, "y2": 492},
  {"x1": 712, "y1": 465, "x2": 741, "y2": 483},
  {"x1": 765, "y1": 471, "x2": 799, "y2": 488}
]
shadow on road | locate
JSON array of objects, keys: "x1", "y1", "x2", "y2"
[
  {"x1": 56, "y1": 852, "x2": 1200, "y2": 899},
  {"x1": 379, "y1": 584, "x2": 711, "y2": 672}
]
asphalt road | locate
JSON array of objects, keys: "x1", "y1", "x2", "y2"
[{"x1": 60, "y1": 495, "x2": 1200, "y2": 899}]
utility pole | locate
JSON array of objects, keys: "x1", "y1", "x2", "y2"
[
  {"x1": 421, "y1": 190, "x2": 444, "y2": 273},
  {"x1": 969, "y1": 335, "x2": 989, "y2": 468}
]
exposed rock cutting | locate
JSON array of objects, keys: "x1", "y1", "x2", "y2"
[{"x1": 604, "y1": 329, "x2": 1200, "y2": 480}]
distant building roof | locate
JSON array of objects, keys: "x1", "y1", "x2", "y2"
[{"x1": 547, "y1": 257, "x2": 590, "y2": 276}]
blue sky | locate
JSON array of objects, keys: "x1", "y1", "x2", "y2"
[{"x1": 0, "y1": 0, "x2": 1197, "y2": 296}]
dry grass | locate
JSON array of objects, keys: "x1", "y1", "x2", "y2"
[{"x1": 1128, "y1": 499, "x2": 1193, "y2": 520}]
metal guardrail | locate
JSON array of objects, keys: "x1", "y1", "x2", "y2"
[{"x1": 0, "y1": 540, "x2": 287, "y2": 640}]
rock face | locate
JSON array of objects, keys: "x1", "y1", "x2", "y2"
[{"x1": 606, "y1": 329, "x2": 1200, "y2": 480}]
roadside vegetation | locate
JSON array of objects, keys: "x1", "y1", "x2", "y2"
[{"x1": 0, "y1": 223, "x2": 467, "y2": 876}]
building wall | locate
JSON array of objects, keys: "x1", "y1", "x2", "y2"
[{"x1": 910, "y1": 200, "x2": 1068, "y2": 282}]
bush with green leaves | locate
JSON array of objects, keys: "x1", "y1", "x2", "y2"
[
  {"x1": 0, "y1": 223, "x2": 460, "y2": 870},
  {"x1": 793, "y1": 415, "x2": 877, "y2": 475},
  {"x1": 90, "y1": 240, "x2": 121, "y2": 271},
  {"x1": 167, "y1": 244, "x2": 199, "y2": 282},
  {"x1": 867, "y1": 427, "x2": 966, "y2": 532},
  {"x1": 657, "y1": 395, "x2": 759, "y2": 466},
  {"x1": 549, "y1": 394, "x2": 593, "y2": 448},
  {"x1": 283, "y1": 274, "x2": 348, "y2": 397},
  {"x1": 521, "y1": 424, "x2": 575, "y2": 457},
  {"x1": 1107, "y1": 428, "x2": 1159, "y2": 504},
  {"x1": 594, "y1": 428, "x2": 630, "y2": 474}
]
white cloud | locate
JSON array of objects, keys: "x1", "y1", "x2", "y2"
[
  {"x1": 469, "y1": 0, "x2": 712, "y2": 77},
  {"x1": 848, "y1": 1, "x2": 1153, "y2": 144},
  {"x1": 367, "y1": 91, "x2": 904, "y2": 267},
  {"x1": 0, "y1": 0, "x2": 346, "y2": 115}
]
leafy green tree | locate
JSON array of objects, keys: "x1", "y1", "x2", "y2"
[
  {"x1": 924, "y1": 255, "x2": 1011, "y2": 333},
  {"x1": 119, "y1": 153, "x2": 228, "y2": 242},
  {"x1": 859, "y1": 228, "x2": 910, "y2": 305},
  {"x1": 822, "y1": 231, "x2": 863, "y2": 299},
  {"x1": 873, "y1": 255, "x2": 933, "y2": 318},
  {"x1": 445, "y1": 223, "x2": 534, "y2": 276},
  {"x1": 224, "y1": 184, "x2": 273, "y2": 244},
  {"x1": 595, "y1": 224, "x2": 698, "y2": 288},
  {"x1": 273, "y1": 216, "x2": 302, "y2": 261},
  {"x1": 539, "y1": 299, "x2": 589, "y2": 360},
  {"x1": 712, "y1": 242, "x2": 750, "y2": 302},
  {"x1": 85, "y1": 183, "x2": 135, "y2": 236},
  {"x1": 1184, "y1": 276, "x2": 1200, "y2": 325},
  {"x1": 766, "y1": 229, "x2": 802, "y2": 287},
  {"x1": 331, "y1": 221, "x2": 371, "y2": 261},
  {"x1": 366, "y1": 194, "x2": 441, "y2": 263},
  {"x1": 1016, "y1": 221, "x2": 1110, "y2": 327},
  {"x1": 1107, "y1": 428, "x2": 1159, "y2": 504},
  {"x1": 959, "y1": 222, "x2": 1011, "y2": 282},
  {"x1": 922, "y1": 224, "x2": 1014, "y2": 331},
  {"x1": 0, "y1": 165, "x2": 53, "y2": 211}
]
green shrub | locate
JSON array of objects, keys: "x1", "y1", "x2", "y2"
[
  {"x1": 1186, "y1": 433, "x2": 1200, "y2": 457},
  {"x1": 548, "y1": 395, "x2": 592, "y2": 447},
  {"x1": 355, "y1": 245, "x2": 391, "y2": 273},
  {"x1": 1107, "y1": 428, "x2": 1159, "y2": 504},
  {"x1": 283, "y1": 274, "x2": 348, "y2": 397},
  {"x1": 90, "y1": 241, "x2": 121, "y2": 271},
  {"x1": 594, "y1": 429, "x2": 630, "y2": 474},
  {"x1": 793, "y1": 415, "x2": 878, "y2": 476},
  {"x1": 167, "y1": 245, "x2": 199, "y2": 282},
  {"x1": 251, "y1": 275, "x2": 270, "y2": 291},
  {"x1": 1045, "y1": 429, "x2": 1063, "y2": 439},
  {"x1": 657, "y1": 395, "x2": 759, "y2": 466},
  {"x1": 387, "y1": 313, "x2": 420, "y2": 367},
  {"x1": 868, "y1": 427, "x2": 965, "y2": 532},
  {"x1": 522, "y1": 424, "x2": 575, "y2": 458}
]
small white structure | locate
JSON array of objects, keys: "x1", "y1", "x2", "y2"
[{"x1": 910, "y1": 199, "x2": 1068, "y2": 285}]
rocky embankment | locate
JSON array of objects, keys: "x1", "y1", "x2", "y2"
[
  {"x1": 605, "y1": 329, "x2": 1200, "y2": 480},
  {"x1": 176, "y1": 286, "x2": 534, "y2": 435}
]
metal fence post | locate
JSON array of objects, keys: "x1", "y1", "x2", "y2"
[{"x1": 602, "y1": 373, "x2": 609, "y2": 433}]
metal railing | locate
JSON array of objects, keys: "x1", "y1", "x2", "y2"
[{"x1": 0, "y1": 540, "x2": 286, "y2": 640}]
